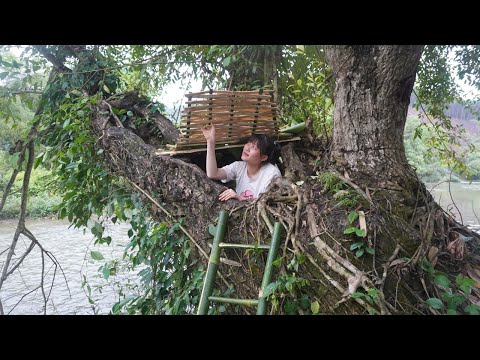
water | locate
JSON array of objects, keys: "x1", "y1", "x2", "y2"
[
  {"x1": 426, "y1": 181, "x2": 480, "y2": 227},
  {"x1": 0, "y1": 218, "x2": 137, "y2": 315}
]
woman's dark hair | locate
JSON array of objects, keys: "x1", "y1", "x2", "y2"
[{"x1": 246, "y1": 134, "x2": 281, "y2": 165}]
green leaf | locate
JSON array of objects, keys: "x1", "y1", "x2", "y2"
[
  {"x1": 102, "y1": 264, "x2": 110, "y2": 280},
  {"x1": 90, "y1": 250, "x2": 104, "y2": 261},
  {"x1": 87, "y1": 218, "x2": 95, "y2": 229},
  {"x1": 284, "y1": 300, "x2": 297, "y2": 314},
  {"x1": 272, "y1": 257, "x2": 282, "y2": 267},
  {"x1": 446, "y1": 309, "x2": 457, "y2": 315},
  {"x1": 311, "y1": 301, "x2": 320, "y2": 314},
  {"x1": 365, "y1": 246, "x2": 375, "y2": 255},
  {"x1": 352, "y1": 292, "x2": 365, "y2": 298},
  {"x1": 419, "y1": 258, "x2": 434, "y2": 273},
  {"x1": 355, "y1": 228, "x2": 366, "y2": 237},
  {"x1": 98, "y1": 236, "x2": 112, "y2": 245},
  {"x1": 124, "y1": 208, "x2": 133, "y2": 219},
  {"x1": 112, "y1": 295, "x2": 136, "y2": 314},
  {"x1": 296, "y1": 254, "x2": 305, "y2": 265},
  {"x1": 464, "y1": 304, "x2": 480, "y2": 315},
  {"x1": 425, "y1": 297, "x2": 444, "y2": 309},
  {"x1": 347, "y1": 211, "x2": 359, "y2": 224},
  {"x1": 262, "y1": 282, "x2": 278, "y2": 298},
  {"x1": 355, "y1": 248, "x2": 365, "y2": 257},
  {"x1": 208, "y1": 223, "x2": 216, "y2": 237},
  {"x1": 103, "y1": 84, "x2": 111, "y2": 94},
  {"x1": 350, "y1": 242, "x2": 363, "y2": 250},
  {"x1": 223, "y1": 57, "x2": 231, "y2": 67},
  {"x1": 456, "y1": 275, "x2": 475, "y2": 288},
  {"x1": 65, "y1": 162, "x2": 77, "y2": 170},
  {"x1": 299, "y1": 295, "x2": 310, "y2": 310},
  {"x1": 434, "y1": 274, "x2": 451, "y2": 290},
  {"x1": 127, "y1": 110, "x2": 134, "y2": 116},
  {"x1": 91, "y1": 222, "x2": 103, "y2": 238},
  {"x1": 344, "y1": 227, "x2": 358, "y2": 234},
  {"x1": 33, "y1": 157, "x2": 42, "y2": 169}
]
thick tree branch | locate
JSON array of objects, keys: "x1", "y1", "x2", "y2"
[{"x1": 33, "y1": 46, "x2": 71, "y2": 73}]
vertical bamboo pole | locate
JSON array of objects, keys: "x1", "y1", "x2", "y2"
[
  {"x1": 257, "y1": 222, "x2": 282, "y2": 315},
  {"x1": 207, "y1": 88, "x2": 214, "y2": 145},
  {"x1": 197, "y1": 210, "x2": 229, "y2": 315},
  {"x1": 229, "y1": 93, "x2": 234, "y2": 143},
  {"x1": 253, "y1": 89, "x2": 261, "y2": 134},
  {"x1": 208, "y1": 88, "x2": 213, "y2": 126},
  {"x1": 186, "y1": 93, "x2": 192, "y2": 143},
  {"x1": 270, "y1": 91, "x2": 278, "y2": 136}
]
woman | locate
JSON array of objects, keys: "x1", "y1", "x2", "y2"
[{"x1": 202, "y1": 124, "x2": 281, "y2": 201}]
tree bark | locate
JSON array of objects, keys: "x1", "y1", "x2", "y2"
[{"x1": 325, "y1": 45, "x2": 424, "y2": 188}]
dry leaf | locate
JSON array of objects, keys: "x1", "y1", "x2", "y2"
[
  {"x1": 466, "y1": 263, "x2": 480, "y2": 288},
  {"x1": 447, "y1": 238, "x2": 465, "y2": 260},
  {"x1": 358, "y1": 211, "x2": 367, "y2": 237},
  {"x1": 220, "y1": 257, "x2": 242, "y2": 267},
  {"x1": 428, "y1": 246, "x2": 439, "y2": 267}
]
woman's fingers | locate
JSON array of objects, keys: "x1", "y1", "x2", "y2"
[
  {"x1": 219, "y1": 189, "x2": 236, "y2": 201},
  {"x1": 202, "y1": 125, "x2": 215, "y2": 140},
  {"x1": 218, "y1": 190, "x2": 231, "y2": 201}
]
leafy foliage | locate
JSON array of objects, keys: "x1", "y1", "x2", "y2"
[
  {"x1": 414, "y1": 45, "x2": 480, "y2": 178},
  {"x1": 279, "y1": 46, "x2": 334, "y2": 136},
  {"x1": 404, "y1": 115, "x2": 480, "y2": 181},
  {"x1": 111, "y1": 214, "x2": 205, "y2": 315},
  {"x1": 420, "y1": 258, "x2": 480, "y2": 315}
]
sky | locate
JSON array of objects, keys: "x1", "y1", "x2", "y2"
[{"x1": 157, "y1": 75, "x2": 202, "y2": 121}]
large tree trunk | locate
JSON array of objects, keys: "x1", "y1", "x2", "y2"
[{"x1": 325, "y1": 45, "x2": 423, "y2": 188}]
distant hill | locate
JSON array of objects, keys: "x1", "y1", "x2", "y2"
[
  {"x1": 409, "y1": 93, "x2": 480, "y2": 122},
  {"x1": 407, "y1": 106, "x2": 480, "y2": 137}
]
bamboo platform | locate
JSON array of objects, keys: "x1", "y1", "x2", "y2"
[{"x1": 156, "y1": 136, "x2": 301, "y2": 156}]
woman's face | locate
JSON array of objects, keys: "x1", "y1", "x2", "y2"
[{"x1": 241, "y1": 141, "x2": 267, "y2": 164}]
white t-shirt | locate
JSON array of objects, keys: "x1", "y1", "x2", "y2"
[{"x1": 221, "y1": 161, "x2": 281, "y2": 200}]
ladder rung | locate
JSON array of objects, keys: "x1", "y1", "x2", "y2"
[
  {"x1": 208, "y1": 296, "x2": 259, "y2": 306},
  {"x1": 219, "y1": 243, "x2": 270, "y2": 250}
]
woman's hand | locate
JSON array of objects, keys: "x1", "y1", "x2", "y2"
[
  {"x1": 202, "y1": 124, "x2": 216, "y2": 143},
  {"x1": 218, "y1": 188, "x2": 239, "y2": 202}
]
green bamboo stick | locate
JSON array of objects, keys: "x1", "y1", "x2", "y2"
[
  {"x1": 208, "y1": 296, "x2": 259, "y2": 307},
  {"x1": 279, "y1": 122, "x2": 305, "y2": 134},
  {"x1": 257, "y1": 222, "x2": 283, "y2": 315},
  {"x1": 197, "y1": 210, "x2": 229, "y2": 315}
]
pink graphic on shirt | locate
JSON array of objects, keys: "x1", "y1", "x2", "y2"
[{"x1": 240, "y1": 190, "x2": 255, "y2": 199}]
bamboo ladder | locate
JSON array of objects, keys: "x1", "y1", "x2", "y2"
[{"x1": 197, "y1": 210, "x2": 283, "y2": 315}]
